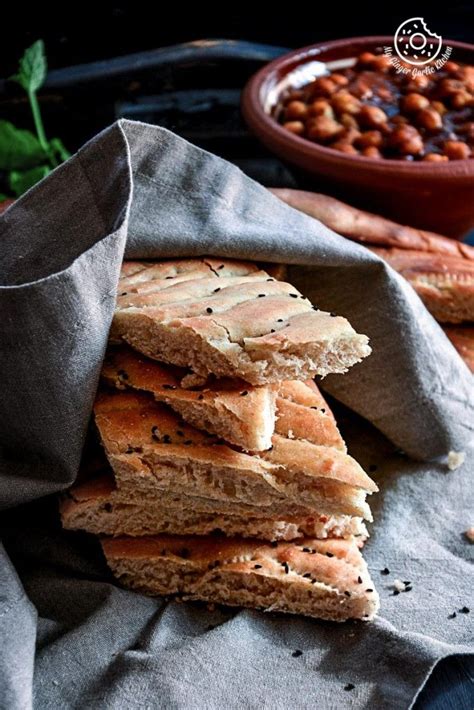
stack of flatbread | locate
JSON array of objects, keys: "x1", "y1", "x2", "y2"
[{"x1": 61, "y1": 257, "x2": 380, "y2": 622}]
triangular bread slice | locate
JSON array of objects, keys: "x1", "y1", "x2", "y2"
[
  {"x1": 101, "y1": 346, "x2": 345, "y2": 452},
  {"x1": 113, "y1": 258, "x2": 371, "y2": 384},
  {"x1": 60, "y1": 474, "x2": 368, "y2": 542},
  {"x1": 101, "y1": 534, "x2": 379, "y2": 622},
  {"x1": 94, "y1": 389, "x2": 376, "y2": 520}
]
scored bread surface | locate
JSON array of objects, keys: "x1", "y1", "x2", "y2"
[
  {"x1": 113, "y1": 258, "x2": 371, "y2": 384},
  {"x1": 102, "y1": 534, "x2": 380, "y2": 622}
]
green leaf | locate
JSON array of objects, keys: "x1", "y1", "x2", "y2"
[
  {"x1": 49, "y1": 137, "x2": 71, "y2": 162},
  {"x1": 0, "y1": 120, "x2": 47, "y2": 170},
  {"x1": 8, "y1": 165, "x2": 51, "y2": 196},
  {"x1": 11, "y1": 40, "x2": 47, "y2": 93}
]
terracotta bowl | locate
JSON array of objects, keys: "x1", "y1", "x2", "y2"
[{"x1": 242, "y1": 36, "x2": 474, "y2": 238}]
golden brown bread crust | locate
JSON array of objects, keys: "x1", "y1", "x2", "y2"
[
  {"x1": 270, "y1": 188, "x2": 474, "y2": 259},
  {"x1": 60, "y1": 474, "x2": 368, "y2": 541},
  {"x1": 101, "y1": 346, "x2": 345, "y2": 452},
  {"x1": 443, "y1": 326, "x2": 474, "y2": 372},
  {"x1": 94, "y1": 389, "x2": 375, "y2": 519},
  {"x1": 101, "y1": 345, "x2": 277, "y2": 451},
  {"x1": 369, "y1": 247, "x2": 474, "y2": 323},
  {"x1": 101, "y1": 534, "x2": 379, "y2": 621},
  {"x1": 113, "y1": 257, "x2": 371, "y2": 384}
]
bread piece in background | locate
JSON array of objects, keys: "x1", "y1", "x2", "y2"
[
  {"x1": 94, "y1": 389, "x2": 376, "y2": 520},
  {"x1": 61, "y1": 474, "x2": 368, "y2": 541},
  {"x1": 270, "y1": 188, "x2": 474, "y2": 260},
  {"x1": 113, "y1": 257, "x2": 371, "y2": 384},
  {"x1": 101, "y1": 534, "x2": 380, "y2": 622},
  {"x1": 271, "y1": 189, "x2": 474, "y2": 324},
  {"x1": 370, "y1": 248, "x2": 474, "y2": 324},
  {"x1": 443, "y1": 326, "x2": 474, "y2": 372},
  {"x1": 102, "y1": 346, "x2": 345, "y2": 452}
]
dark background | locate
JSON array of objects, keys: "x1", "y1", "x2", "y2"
[{"x1": 1, "y1": 2, "x2": 474, "y2": 72}]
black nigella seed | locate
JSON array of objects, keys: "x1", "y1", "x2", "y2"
[
  {"x1": 120, "y1": 292, "x2": 128, "y2": 296},
  {"x1": 125, "y1": 446, "x2": 134, "y2": 454},
  {"x1": 330, "y1": 313, "x2": 337, "y2": 318},
  {"x1": 320, "y1": 408, "x2": 325, "y2": 413},
  {"x1": 344, "y1": 591, "x2": 351, "y2": 597},
  {"x1": 268, "y1": 445, "x2": 273, "y2": 451},
  {"x1": 163, "y1": 434, "x2": 171, "y2": 444},
  {"x1": 184, "y1": 440, "x2": 193, "y2": 445},
  {"x1": 303, "y1": 573, "x2": 312, "y2": 579},
  {"x1": 165, "y1": 276, "x2": 174, "y2": 279},
  {"x1": 381, "y1": 567, "x2": 390, "y2": 575},
  {"x1": 448, "y1": 612, "x2": 457, "y2": 619},
  {"x1": 176, "y1": 430, "x2": 184, "y2": 436},
  {"x1": 162, "y1": 384, "x2": 176, "y2": 390},
  {"x1": 104, "y1": 503, "x2": 113, "y2": 513},
  {"x1": 369, "y1": 464, "x2": 378, "y2": 472},
  {"x1": 302, "y1": 547, "x2": 313, "y2": 553},
  {"x1": 392, "y1": 590, "x2": 400, "y2": 596},
  {"x1": 198, "y1": 394, "x2": 204, "y2": 401},
  {"x1": 180, "y1": 548, "x2": 190, "y2": 558},
  {"x1": 403, "y1": 581, "x2": 411, "y2": 586},
  {"x1": 326, "y1": 552, "x2": 334, "y2": 558},
  {"x1": 459, "y1": 606, "x2": 470, "y2": 614},
  {"x1": 270, "y1": 541, "x2": 278, "y2": 548},
  {"x1": 266, "y1": 278, "x2": 273, "y2": 282},
  {"x1": 118, "y1": 369, "x2": 129, "y2": 380},
  {"x1": 270, "y1": 329, "x2": 275, "y2": 333},
  {"x1": 258, "y1": 294, "x2": 266, "y2": 298},
  {"x1": 357, "y1": 576, "x2": 363, "y2": 584},
  {"x1": 277, "y1": 318, "x2": 284, "y2": 322},
  {"x1": 344, "y1": 684, "x2": 355, "y2": 691},
  {"x1": 310, "y1": 406, "x2": 318, "y2": 410},
  {"x1": 213, "y1": 287, "x2": 221, "y2": 293},
  {"x1": 290, "y1": 293, "x2": 298, "y2": 298},
  {"x1": 283, "y1": 562, "x2": 289, "y2": 574},
  {"x1": 218, "y1": 264, "x2": 225, "y2": 270},
  {"x1": 366, "y1": 589, "x2": 374, "y2": 593},
  {"x1": 404, "y1": 586, "x2": 412, "y2": 592},
  {"x1": 253, "y1": 564, "x2": 262, "y2": 569},
  {"x1": 240, "y1": 391, "x2": 249, "y2": 397},
  {"x1": 206, "y1": 307, "x2": 213, "y2": 314},
  {"x1": 292, "y1": 650, "x2": 303, "y2": 658}
]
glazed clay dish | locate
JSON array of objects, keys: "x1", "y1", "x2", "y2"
[{"x1": 242, "y1": 36, "x2": 474, "y2": 237}]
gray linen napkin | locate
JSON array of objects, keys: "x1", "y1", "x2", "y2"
[{"x1": 0, "y1": 119, "x2": 472, "y2": 710}]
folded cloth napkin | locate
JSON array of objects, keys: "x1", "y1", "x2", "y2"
[{"x1": 0, "y1": 120, "x2": 472, "y2": 710}]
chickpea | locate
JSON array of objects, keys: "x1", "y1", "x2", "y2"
[
  {"x1": 450, "y1": 91, "x2": 472, "y2": 109},
  {"x1": 352, "y1": 79, "x2": 373, "y2": 100},
  {"x1": 437, "y1": 78, "x2": 464, "y2": 98},
  {"x1": 416, "y1": 108, "x2": 443, "y2": 132},
  {"x1": 331, "y1": 91, "x2": 361, "y2": 115},
  {"x1": 371, "y1": 55, "x2": 392, "y2": 72},
  {"x1": 306, "y1": 116, "x2": 343, "y2": 142},
  {"x1": 331, "y1": 73, "x2": 349, "y2": 87},
  {"x1": 423, "y1": 153, "x2": 449, "y2": 162},
  {"x1": 454, "y1": 66, "x2": 474, "y2": 92},
  {"x1": 459, "y1": 122, "x2": 474, "y2": 142},
  {"x1": 431, "y1": 100, "x2": 447, "y2": 115},
  {"x1": 307, "y1": 99, "x2": 334, "y2": 119},
  {"x1": 309, "y1": 76, "x2": 338, "y2": 98},
  {"x1": 401, "y1": 93, "x2": 430, "y2": 113},
  {"x1": 392, "y1": 114, "x2": 409, "y2": 125},
  {"x1": 338, "y1": 127, "x2": 362, "y2": 145},
  {"x1": 377, "y1": 87, "x2": 393, "y2": 102},
  {"x1": 358, "y1": 105, "x2": 388, "y2": 128},
  {"x1": 388, "y1": 125, "x2": 424, "y2": 155},
  {"x1": 362, "y1": 146, "x2": 382, "y2": 159},
  {"x1": 357, "y1": 51, "x2": 376, "y2": 67},
  {"x1": 356, "y1": 130, "x2": 383, "y2": 148},
  {"x1": 284, "y1": 100, "x2": 308, "y2": 121},
  {"x1": 330, "y1": 141, "x2": 359, "y2": 154},
  {"x1": 284, "y1": 89, "x2": 304, "y2": 103},
  {"x1": 340, "y1": 112, "x2": 359, "y2": 129},
  {"x1": 405, "y1": 74, "x2": 430, "y2": 91},
  {"x1": 282, "y1": 121, "x2": 305, "y2": 136},
  {"x1": 443, "y1": 140, "x2": 472, "y2": 160},
  {"x1": 445, "y1": 61, "x2": 460, "y2": 74}
]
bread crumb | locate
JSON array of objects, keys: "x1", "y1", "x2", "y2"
[
  {"x1": 287, "y1": 429, "x2": 294, "y2": 439},
  {"x1": 464, "y1": 526, "x2": 474, "y2": 543},
  {"x1": 392, "y1": 579, "x2": 406, "y2": 592},
  {"x1": 447, "y1": 450, "x2": 465, "y2": 471}
]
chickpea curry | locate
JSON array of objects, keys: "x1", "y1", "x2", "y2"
[{"x1": 274, "y1": 51, "x2": 474, "y2": 161}]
